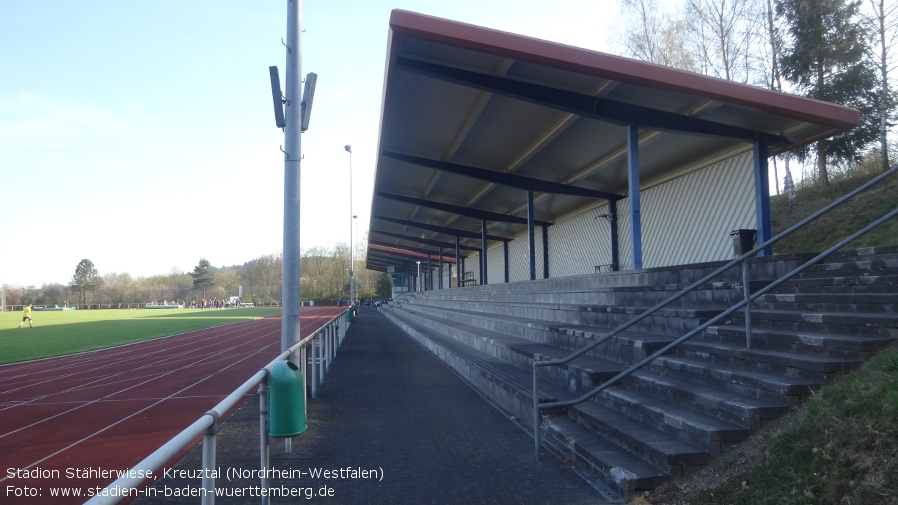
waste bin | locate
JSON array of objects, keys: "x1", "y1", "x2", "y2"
[
  {"x1": 729, "y1": 229, "x2": 757, "y2": 257},
  {"x1": 268, "y1": 360, "x2": 307, "y2": 437},
  {"x1": 346, "y1": 308, "x2": 353, "y2": 323}
]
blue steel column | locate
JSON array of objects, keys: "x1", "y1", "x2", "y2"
[
  {"x1": 503, "y1": 241, "x2": 509, "y2": 283},
  {"x1": 427, "y1": 256, "x2": 432, "y2": 291},
  {"x1": 609, "y1": 198, "x2": 620, "y2": 270},
  {"x1": 753, "y1": 140, "x2": 773, "y2": 256},
  {"x1": 528, "y1": 188, "x2": 536, "y2": 280},
  {"x1": 627, "y1": 123, "x2": 644, "y2": 269},
  {"x1": 481, "y1": 219, "x2": 488, "y2": 285},
  {"x1": 542, "y1": 225, "x2": 549, "y2": 278},
  {"x1": 281, "y1": 0, "x2": 302, "y2": 353},
  {"x1": 455, "y1": 236, "x2": 461, "y2": 287},
  {"x1": 438, "y1": 248, "x2": 443, "y2": 289}
]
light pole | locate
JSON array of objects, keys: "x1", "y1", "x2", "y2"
[
  {"x1": 353, "y1": 214, "x2": 359, "y2": 305},
  {"x1": 344, "y1": 145, "x2": 354, "y2": 305}
]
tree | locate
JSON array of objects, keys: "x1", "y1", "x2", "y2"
[
  {"x1": 619, "y1": 0, "x2": 697, "y2": 71},
  {"x1": 247, "y1": 254, "x2": 281, "y2": 303},
  {"x1": 69, "y1": 259, "x2": 103, "y2": 307},
  {"x1": 375, "y1": 273, "x2": 393, "y2": 300},
  {"x1": 103, "y1": 272, "x2": 134, "y2": 306},
  {"x1": 216, "y1": 269, "x2": 242, "y2": 298},
  {"x1": 684, "y1": 0, "x2": 762, "y2": 83},
  {"x1": 862, "y1": 0, "x2": 897, "y2": 171},
  {"x1": 189, "y1": 258, "x2": 216, "y2": 305},
  {"x1": 777, "y1": 0, "x2": 879, "y2": 190}
]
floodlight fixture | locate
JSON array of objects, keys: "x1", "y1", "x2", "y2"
[
  {"x1": 300, "y1": 72, "x2": 317, "y2": 132},
  {"x1": 269, "y1": 66, "x2": 286, "y2": 129}
]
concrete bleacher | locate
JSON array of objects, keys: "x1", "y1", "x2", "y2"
[{"x1": 382, "y1": 246, "x2": 898, "y2": 501}]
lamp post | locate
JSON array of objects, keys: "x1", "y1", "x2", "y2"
[
  {"x1": 353, "y1": 214, "x2": 358, "y2": 305},
  {"x1": 344, "y1": 145, "x2": 354, "y2": 306}
]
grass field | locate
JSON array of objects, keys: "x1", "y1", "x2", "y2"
[{"x1": 0, "y1": 307, "x2": 281, "y2": 365}]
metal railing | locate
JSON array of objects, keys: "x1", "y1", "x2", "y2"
[
  {"x1": 85, "y1": 310, "x2": 348, "y2": 505},
  {"x1": 533, "y1": 165, "x2": 898, "y2": 458}
]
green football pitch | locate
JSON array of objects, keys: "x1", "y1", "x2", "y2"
[{"x1": 0, "y1": 307, "x2": 281, "y2": 365}]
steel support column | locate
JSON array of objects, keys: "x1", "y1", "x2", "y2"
[
  {"x1": 528, "y1": 188, "x2": 536, "y2": 280},
  {"x1": 481, "y1": 219, "x2": 488, "y2": 285},
  {"x1": 438, "y1": 248, "x2": 443, "y2": 289},
  {"x1": 455, "y1": 236, "x2": 461, "y2": 288},
  {"x1": 503, "y1": 241, "x2": 509, "y2": 283},
  {"x1": 627, "y1": 123, "x2": 644, "y2": 269},
  {"x1": 754, "y1": 140, "x2": 773, "y2": 256},
  {"x1": 609, "y1": 198, "x2": 620, "y2": 270}
]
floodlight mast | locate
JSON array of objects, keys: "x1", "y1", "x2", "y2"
[{"x1": 281, "y1": 0, "x2": 302, "y2": 354}]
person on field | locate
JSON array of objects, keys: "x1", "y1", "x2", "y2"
[{"x1": 18, "y1": 303, "x2": 33, "y2": 328}]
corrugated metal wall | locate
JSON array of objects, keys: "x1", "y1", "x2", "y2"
[
  {"x1": 431, "y1": 152, "x2": 756, "y2": 287},
  {"x1": 640, "y1": 152, "x2": 756, "y2": 268}
]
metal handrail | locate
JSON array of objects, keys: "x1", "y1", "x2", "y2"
[
  {"x1": 85, "y1": 310, "x2": 349, "y2": 505},
  {"x1": 533, "y1": 165, "x2": 898, "y2": 458}
]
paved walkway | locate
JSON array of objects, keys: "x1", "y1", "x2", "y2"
[{"x1": 139, "y1": 309, "x2": 606, "y2": 504}]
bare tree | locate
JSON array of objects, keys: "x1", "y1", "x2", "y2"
[
  {"x1": 103, "y1": 272, "x2": 134, "y2": 306},
  {"x1": 248, "y1": 254, "x2": 282, "y2": 303},
  {"x1": 619, "y1": 0, "x2": 697, "y2": 71},
  {"x1": 684, "y1": 0, "x2": 764, "y2": 83},
  {"x1": 861, "y1": 0, "x2": 897, "y2": 171}
]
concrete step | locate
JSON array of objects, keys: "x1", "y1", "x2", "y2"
[
  {"x1": 646, "y1": 354, "x2": 821, "y2": 405},
  {"x1": 801, "y1": 257, "x2": 898, "y2": 277},
  {"x1": 383, "y1": 308, "x2": 573, "y2": 423},
  {"x1": 752, "y1": 292, "x2": 898, "y2": 313},
  {"x1": 674, "y1": 340, "x2": 861, "y2": 381},
  {"x1": 700, "y1": 324, "x2": 896, "y2": 360},
  {"x1": 593, "y1": 385, "x2": 750, "y2": 452},
  {"x1": 771, "y1": 274, "x2": 898, "y2": 294},
  {"x1": 727, "y1": 309, "x2": 898, "y2": 338},
  {"x1": 393, "y1": 305, "x2": 625, "y2": 394},
  {"x1": 623, "y1": 369, "x2": 790, "y2": 430},
  {"x1": 404, "y1": 296, "x2": 716, "y2": 343},
  {"x1": 541, "y1": 416, "x2": 669, "y2": 498},
  {"x1": 568, "y1": 401, "x2": 709, "y2": 477}
]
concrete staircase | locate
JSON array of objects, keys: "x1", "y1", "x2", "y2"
[{"x1": 380, "y1": 246, "x2": 898, "y2": 502}]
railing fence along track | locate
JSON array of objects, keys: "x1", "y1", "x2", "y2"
[
  {"x1": 533, "y1": 165, "x2": 898, "y2": 459},
  {"x1": 85, "y1": 311, "x2": 348, "y2": 505}
]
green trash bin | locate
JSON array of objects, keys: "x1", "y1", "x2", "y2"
[
  {"x1": 268, "y1": 360, "x2": 307, "y2": 437},
  {"x1": 346, "y1": 308, "x2": 353, "y2": 323}
]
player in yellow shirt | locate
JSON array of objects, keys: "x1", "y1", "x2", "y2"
[{"x1": 18, "y1": 303, "x2": 33, "y2": 328}]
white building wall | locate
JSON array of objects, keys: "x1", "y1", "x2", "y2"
[
  {"x1": 456, "y1": 152, "x2": 756, "y2": 285},
  {"x1": 639, "y1": 151, "x2": 756, "y2": 268}
]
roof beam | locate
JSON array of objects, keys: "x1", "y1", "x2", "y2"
[
  {"x1": 382, "y1": 151, "x2": 622, "y2": 200},
  {"x1": 371, "y1": 229, "x2": 482, "y2": 252},
  {"x1": 373, "y1": 214, "x2": 507, "y2": 242},
  {"x1": 377, "y1": 191, "x2": 553, "y2": 227},
  {"x1": 397, "y1": 57, "x2": 792, "y2": 147},
  {"x1": 369, "y1": 239, "x2": 459, "y2": 261}
]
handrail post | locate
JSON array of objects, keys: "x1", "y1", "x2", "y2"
[
  {"x1": 533, "y1": 362, "x2": 540, "y2": 460},
  {"x1": 310, "y1": 333, "x2": 318, "y2": 400},
  {"x1": 201, "y1": 411, "x2": 220, "y2": 505},
  {"x1": 258, "y1": 380, "x2": 270, "y2": 505},
  {"x1": 742, "y1": 259, "x2": 752, "y2": 349}
]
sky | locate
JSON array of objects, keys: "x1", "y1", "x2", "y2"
[{"x1": 0, "y1": 0, "x2": 630, "y2": 288}]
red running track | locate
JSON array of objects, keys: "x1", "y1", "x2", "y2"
[{"x1": 0, "y1": 307, "x2": 344, "y2": 504}]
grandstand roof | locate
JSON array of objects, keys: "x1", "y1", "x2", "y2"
[{"x1": 366, "y1": 9, "x2": 860, "y2": 273}]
